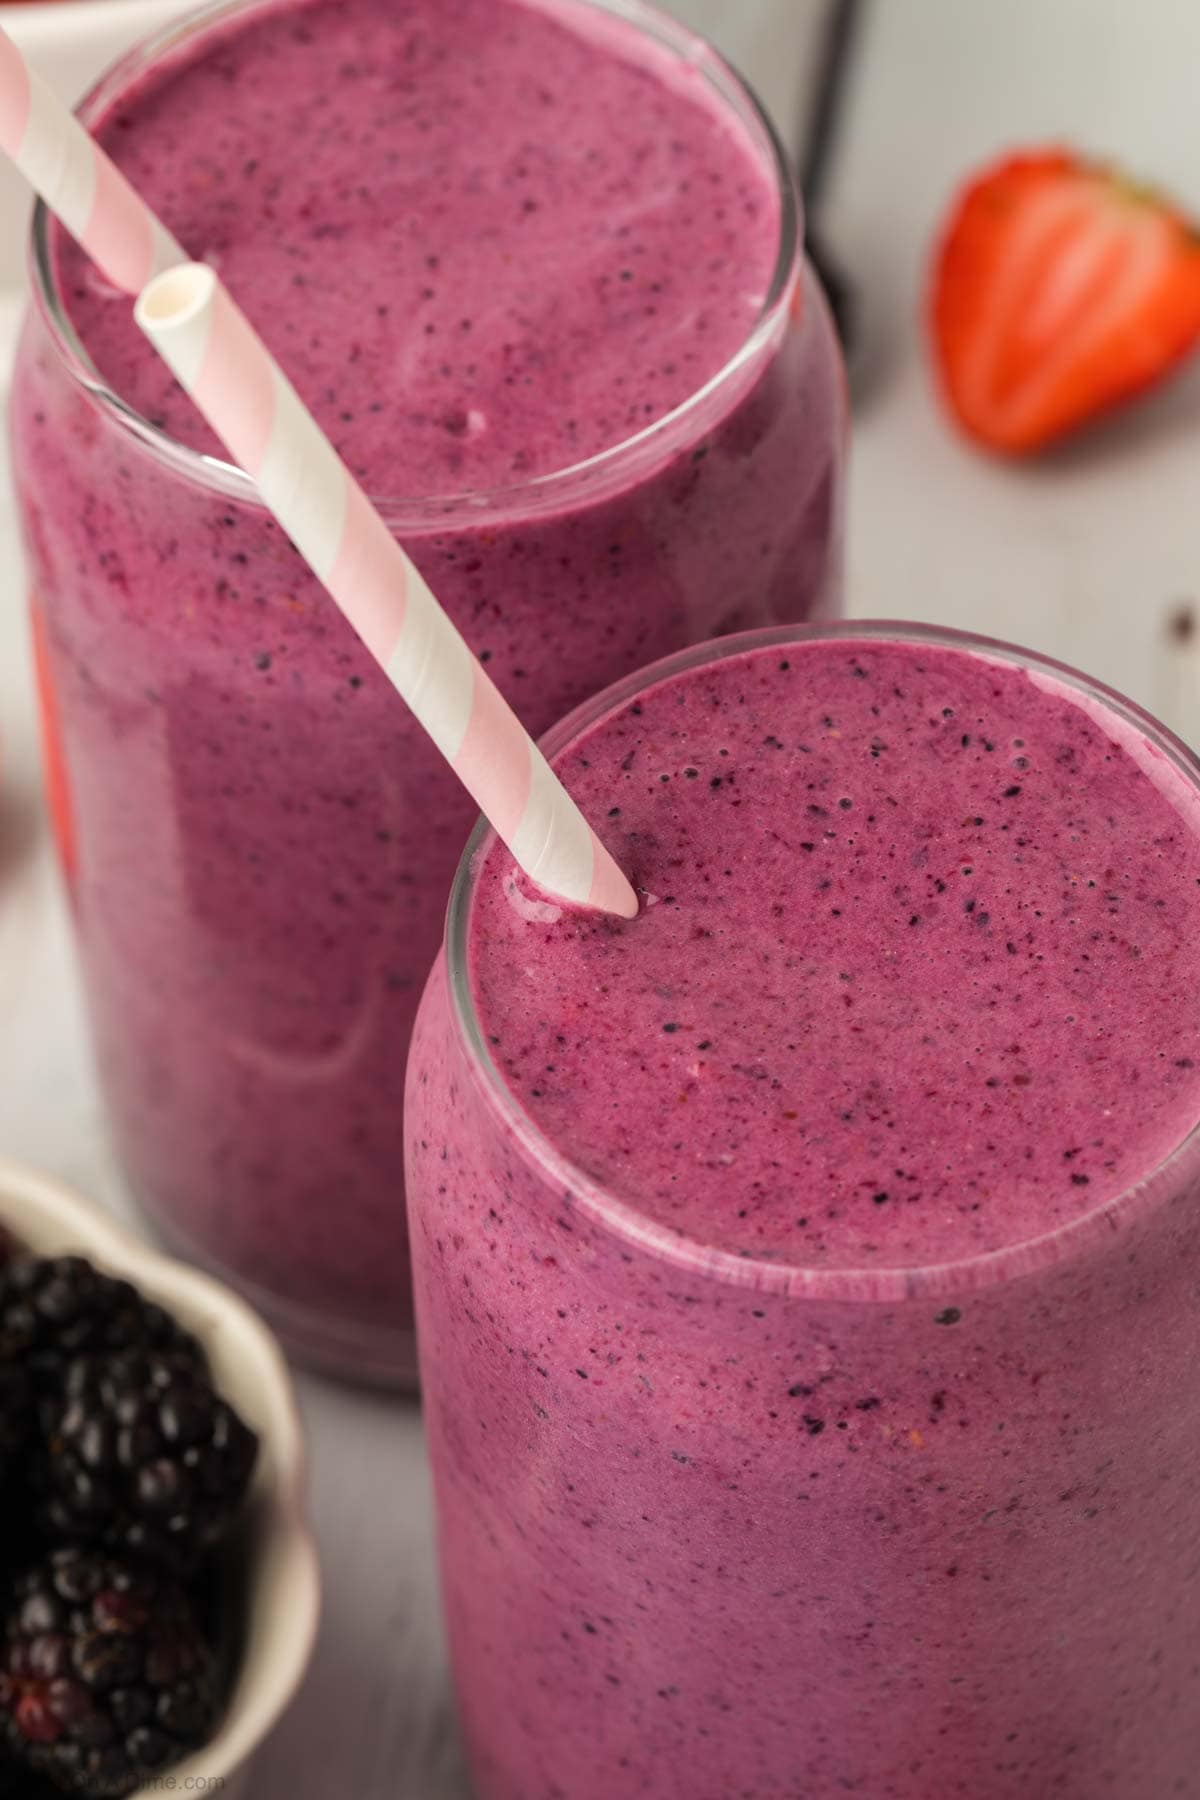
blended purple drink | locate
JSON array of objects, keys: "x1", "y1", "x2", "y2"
[
  {"x1": 407, "y1": 624, "x2": 1200, "y2": 1797},
  {"x1": 11, "y1": 0, "x2": 844, "y2": 1379}
]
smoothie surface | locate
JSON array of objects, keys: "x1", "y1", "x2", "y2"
[
  {"x1": 57, "y1": 0, "x2": 780, "y2": 494},
  {"x1": 468, "y1": 636, "x2": 1200, "y2": 1267}
]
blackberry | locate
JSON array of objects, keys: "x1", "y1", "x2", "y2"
[
  {"x1": 0, "y1": 1363, "x2": 32, "y2": 1490},
  {"x1": 36, "y1": 1353, "x2": 258, "y2": 1574},
  {"x1": 0, "y1": 1259, "x2": 201, "y2": 1393},
  {"x1": 0, "y1": 1750, "x2": 60, "y2": 1798},
  {"x1": 0, "y1": 1547, "x2": 220, "y2": 1797}
]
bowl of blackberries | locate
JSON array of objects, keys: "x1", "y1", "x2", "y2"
[{"x1": 0, "y1": 1162, "x2": 320, "y2": 1799}]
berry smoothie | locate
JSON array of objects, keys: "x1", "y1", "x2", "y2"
[
  {"x1": 10, "y1": 0, "x2": 844, "y2": 1378},
  {"x1": 406, "y1": 625, "x2": 1200, "y2": 1798}
]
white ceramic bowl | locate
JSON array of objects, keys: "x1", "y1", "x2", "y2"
[{"x1": 0, "y1": 1160, "x2": 320, "y2": 1800}]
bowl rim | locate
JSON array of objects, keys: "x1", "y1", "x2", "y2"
[{"x1": 0, "y1": 1159, "x2": 322, "y2": 1793}]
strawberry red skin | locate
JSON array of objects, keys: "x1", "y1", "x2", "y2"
[{"x1": 930, "y1": 148, "x2": 1200, "y2": 455}]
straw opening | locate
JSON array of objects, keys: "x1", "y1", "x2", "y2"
[{"x1": 135, "y1": 261, "x2": 215, "y2": 329}]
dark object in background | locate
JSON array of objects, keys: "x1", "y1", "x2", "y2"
[
  {"x1": 798, "y1": 0, "x2": 863, "y2": 351},
  {"x1": 807, "y1": 227, "x2": 854, "y2": 346}
]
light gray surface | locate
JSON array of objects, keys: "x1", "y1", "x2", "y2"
[{"x1": 3, "y1": 3, "x2": 1200, "y2": 1795}]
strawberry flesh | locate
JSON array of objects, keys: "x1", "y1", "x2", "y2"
[{"x1": 930, "y1": 149, "x2": 1200, "y2": 453}]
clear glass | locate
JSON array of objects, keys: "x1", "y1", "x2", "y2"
[
  {"x1": 10, "y1": 0, "x2": 846, "y2": 1384},
  {"x1": 407, "y1": 620, "x2": 1200, "y2": 1798}
]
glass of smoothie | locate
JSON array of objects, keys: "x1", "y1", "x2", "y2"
[
  {"x1": 11, "y1": 0, "x2": 846, "y2": 1383},
  {"x1": 406, "y1": 621, "x2": 1200, "y2": 1798}
]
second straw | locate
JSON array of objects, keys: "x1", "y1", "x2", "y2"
[{"x1": 135, "y1": 263, "x2": 638, "y2": 921}]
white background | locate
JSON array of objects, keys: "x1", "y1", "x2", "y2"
[{"x1": 2, "y1": 2, "x2": 1200, "y2": 1793}]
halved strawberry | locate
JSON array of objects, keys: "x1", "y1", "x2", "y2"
[{"x1": 930, "y1": 148, "x2": 1200, "y2": 455}]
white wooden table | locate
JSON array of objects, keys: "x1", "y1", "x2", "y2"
[{"x1": 2, "y1": 3, "x2": 1200, "y2": 1793}]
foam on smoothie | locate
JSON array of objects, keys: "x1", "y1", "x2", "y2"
[
  {"x1": 469, "y1": 636, "x2": 1200, "y2": 1268},
  {"x1": 56, "y1": 0, "x2": 779, "y2": 494}
]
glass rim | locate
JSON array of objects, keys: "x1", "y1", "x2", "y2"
[
  {"x1": 444, "y1": 619, "x2": 1200, "y2": 1304},
  {"x1": 27, "y1": 0, "x2": 802, "y2": 525}
]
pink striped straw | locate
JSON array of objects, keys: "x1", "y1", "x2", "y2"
[
  {"x1": 0, "y1": 24, "x2": 182, "y2": 293},
  {"x1": 136, "y1": 263, "x2": 638, "y2": 920}
]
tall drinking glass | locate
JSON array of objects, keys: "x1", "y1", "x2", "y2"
[
  {"x1": 10, "y1": 0, "x2": 846, "y2": 1382},
  {"x1": 407, "y1": 621, "x2": 1200, "y2": 1797}
]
